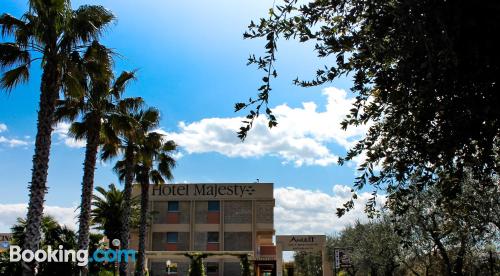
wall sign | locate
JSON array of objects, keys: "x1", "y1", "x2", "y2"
[
  {"x1": 334, "y1": 248, "x2": 353, "y2": 268},
  {"x1": 144, "y1": 183, "x2": 274, "y2": 200},
  {"x1": 276, "y1": 235, "x2": 326, "y2": 252}
]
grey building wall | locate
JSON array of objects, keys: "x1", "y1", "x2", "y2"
[
  {"x1": 223, "y1": 262, "x2": 241, "y2": 276},
  {"x1": 194, "y1": 231, "x2": 207, "y2": 251},
  {"x1": 151, "y1": 232, "x2": 166, "y2": 251},
  {"x1": 223, "y1": 201, "x2": 252, "y2": 223},
  {"x1": 177, "y1": 232, "x2": 190, "y2": 251},
  {"x1": 224, "y1": 232, "x2": 252, "y2": 251},
  {"x1": 195, "y1": 201, "x2": 208, "y2": 224},
  {"x1": 255, "y1": 200, "x2": 274, "y2": 223},
  {"x1": 179, "y1": 201, "x2": 190, "y2": 223},
  {"x1": 152, "y1": 202, "x2": 167, "y2": 224}
]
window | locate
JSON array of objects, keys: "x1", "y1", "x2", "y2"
[
  {"x1": 207, "y1": 201, "x2": 220, "y2": 211},
  {"x1": 207, "y1": 232, "x2": 219, "y2": 243},
  {"x1": 207, "y1": 263, "x2": 218, "y2": 273},
  {"x1": 166, "y1": 232, "x2": 178, "y2": 243},
  {"x1": 166, "y1": 262, "x2": 178, "y2": 273},
  {"x1": 167, "y1": 201, "x2": 179, "y2": 212}
]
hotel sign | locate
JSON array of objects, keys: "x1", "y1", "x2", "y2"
[
  {"x1": 147, "y1": 183, "x2": 273, "y2": 200},
  {"x1": 276, "y1": 235, "x2": 326, "y2": 252}
]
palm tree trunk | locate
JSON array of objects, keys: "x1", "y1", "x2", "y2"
[
  {"x1": 23, "y1": 58, "x2": 60, "y2": 276},
  {"x1": 135, "y1": 182, "x2": 149, "y2": 276},
  {"x1": 77, "y1": 118, "x2": 101, "y2": 276},
  {"x1": 120, "y1": 147, "x2": 134, "y2": 276}
]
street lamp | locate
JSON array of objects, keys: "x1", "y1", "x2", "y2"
[
  {"x1": 111, "y1": 239, "x2": 121, "y2": 276},
  {"x1": 166, "y1": 260, "x2": 171, "y2": 275}
]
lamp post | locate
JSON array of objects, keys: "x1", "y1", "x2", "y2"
[
  {"x1": 166, "y1": 260, "x2": 171, "y2": 275},
  {"x1": 111, "y1": 239, "x2": 121, "y2": 276}
]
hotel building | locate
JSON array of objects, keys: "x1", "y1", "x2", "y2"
[{"x1": 130, "y1": 183, "x2": 277, "y2": 276}]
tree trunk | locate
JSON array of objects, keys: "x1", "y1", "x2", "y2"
[
  {"x1": 135, "y1": 182, "x2": 149, "y2": 276},
  {"x1": 77, "y1": 118, "x2": 101, "y2": 276},
  {"x1": 431, "y1": 235, "x2": 453, "y2": 276},
  {"x1": 23, "y1": 57, "x2": 60, "y2": 276},
  {"x1": 120, "y1": 147, "x2": 135, "y2": 276},
  {"x1": 451, "y1": 238, "x2": 466, "y2": 276}
]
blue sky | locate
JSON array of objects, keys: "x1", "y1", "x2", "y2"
[{"x1": 0, "y1": 0, "x2": 377, "y2": 234}]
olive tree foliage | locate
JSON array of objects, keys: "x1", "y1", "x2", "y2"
[
  {"x1": 294, "y1": 219, "x2": 401, "y2": 276},
  {"x1": 391, "y1": 173, "x2": 500, "y2": 276},
  {"x1": 293, "y1": 251, "x2": 323, "y2": 276},
  {"x1": 236, "y1": 0, "x2": 500, "y2": 216}
]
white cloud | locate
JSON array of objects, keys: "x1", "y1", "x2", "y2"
[
  {"x1": 0, "y1": 123, "x2": 30, "y2": 148},
  {"x1": 53, "y1": 122, "x2": 86, "y2": 148},
  {"x1": 274, "y1": 185, "x2": 385, "y2": 235},
  {"x1": 166, "y1": 87, "x2": 368, "y2": 167},
  {"x1": 0, "y1": 204, "x2": 77, "y2": 232},
  {"x1": 0, "y1": 136, "x2": 29, "y2": 147}
]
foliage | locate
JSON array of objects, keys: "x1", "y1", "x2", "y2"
[
  {"x1": 185, "y1": 253, "x2": 208, "y2": 276},
  {"x1": 0, "y1": 1, "x2": 115, "y2": 93},
  {"x1": 0, "y1": 216, "x2": 107, "y2": 276},
  {"x1": 91, "y1": 183, "x2": 140, "y2": 243},
  {"x1": 293, "y1": 251, "x2": 322, "y2": 276},
  {"x1": 391, "y1": 173, "x2": 500, "y2": 275},
  {"x1": 239, "y1": 254, "x2": 252, "y2": 276},
  {"x1": 238, "y1": 0, "x2": 500, "y2": 217},
  {"x1": 55, "y1": 41, "x2": 141, "y2": 139},
  {"x1": 294, "y1": 209, "x2": 498, "y2": 276}
]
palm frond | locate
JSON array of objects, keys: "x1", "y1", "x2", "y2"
[
  {"x1": 0, "y1": 43, "x2": 30, "y2": 69},
  {"x1": 62, "y1": 70, "x2": 86, "y2": 98},
  {"x1": 113, "y1": 160, "x2": 127, "y2": 182},
  {"x1": 68, "y1": 5, "x2": 115, "y2": 44},
  {"x1": 149, "y1": 170, "x2": 165, "y2": 185},
  {"x1": 61, "y1": 51, "x2": 86, "y2": 98},
  {"x1": 117, "y1": 97, "x2": 144, "y2": 113},
  {"x1": 0, "y1": 64, "x2": 29, "y2": 91},
  {"x1": 68, "y1": 121, "x2": 88, "y2": 140},
  {"x1": 0, "y1": 13, "x2": 26, "y2": 37},
  {"x1": 141, "y1": 107, "x2": 161, "y2": 130},
  {"x1": 54, "y1": 98, "x2": 83, "y2": 122},
  {"x1": 162, "y1": 140, "x2": 177, "y2": 152},
  {"x1": 158, "y1": 156, "x2": 175, "y2": 181},
  {"x1": 111, "y1": 70, "x2": 136, "y2": 98},
  {"x1": 100, "y1": 141, "x2": 120, "y2": 162}
]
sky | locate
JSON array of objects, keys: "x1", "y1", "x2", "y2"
[{"x1": 0, "y1": 0, "x2": 382, "y2": 235}]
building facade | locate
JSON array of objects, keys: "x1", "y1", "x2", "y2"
[{"x1": 130, "y1": 183, "x2": 277, "y2": 276}]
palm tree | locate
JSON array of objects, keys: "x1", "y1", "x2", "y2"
[
  {"x1": 134, "y1": 131, "x2": 176, "y2": 276},
  {"x1": 91, "y1": 183, "x2": 140, "y2": 244},
  {"x1": 0, "y1": 2, "x2": 114, "y2": 274},
  {"x1": 55, "y1": 41, "x2": 141, "y2": 275},
  {"x1": 102, "y1": 107, "x2": 165, "y2": 276}
]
